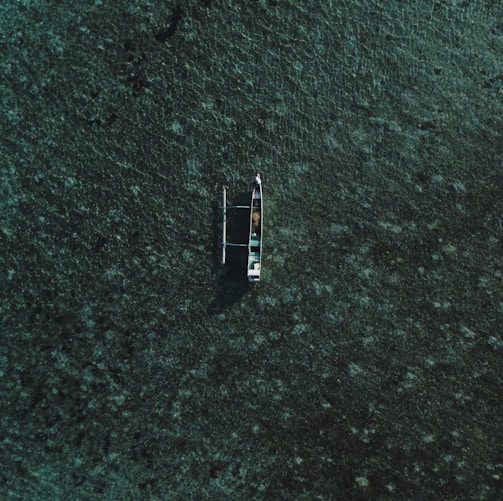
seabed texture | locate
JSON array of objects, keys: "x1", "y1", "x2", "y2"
[{"x1": 1, "y1": 0, "x2": 502, "y2": 499}]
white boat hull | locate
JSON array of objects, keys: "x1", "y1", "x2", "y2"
[{"x1": 247, "y1": 174, "x2": 262, "y2": 282}]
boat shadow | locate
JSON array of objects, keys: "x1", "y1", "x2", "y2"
[{"x1": 208, "y1": 191, "x2": 251, "y2": 314}]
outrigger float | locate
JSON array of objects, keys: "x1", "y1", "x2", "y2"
[{"x1": 222, "y1": 174, "x2": 263, "y2": 282}]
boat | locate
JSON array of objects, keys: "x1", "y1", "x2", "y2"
[{"x1": 222, "y1": 174, "x2": 263, "y2": 282}]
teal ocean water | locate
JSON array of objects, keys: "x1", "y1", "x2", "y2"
[{"x1": 1, "y1": 0, "x2": 502, "y2": 498}]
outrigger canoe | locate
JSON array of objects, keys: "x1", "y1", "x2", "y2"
[{"x1": 222, "y1": 174, "x2": 263, "y2": 282}]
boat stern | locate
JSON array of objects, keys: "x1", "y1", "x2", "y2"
[
  {"x1": 247, "y1": 253, "x2": 261, "y2": 282},
  {"x1": 247, "y1": 270, "x2": 260, "y2": 282}
]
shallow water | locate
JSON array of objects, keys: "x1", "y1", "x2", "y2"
[{"x1": 1, "y1": 0, "x2": 502, "y2": 498}]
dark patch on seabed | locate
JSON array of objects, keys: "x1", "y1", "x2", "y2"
[{"x1": 1, "y1": 0, "x2": 502, "y2": 499}]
